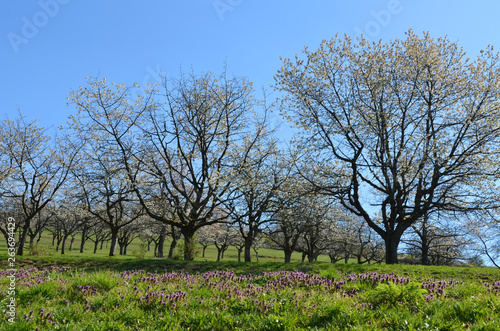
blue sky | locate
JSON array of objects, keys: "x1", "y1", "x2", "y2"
[{"x1": 2, "y1": 0, "x2": 500, "y2": 133}]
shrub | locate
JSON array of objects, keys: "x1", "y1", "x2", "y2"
[
  {"x1": 27, "y1": 245, "x2": 49, "y2": 256},
  {"x1": 131, "y1": 241, "x2": 148, "y2": 259}
]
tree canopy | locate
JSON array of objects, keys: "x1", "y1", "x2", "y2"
[{"x1": 275, "y1": 30, "x2": 500, "y2": 263}]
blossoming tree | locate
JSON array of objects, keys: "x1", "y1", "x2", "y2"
[{"x1": 275, "y1": 31, "x2": 500, "y2": 264}]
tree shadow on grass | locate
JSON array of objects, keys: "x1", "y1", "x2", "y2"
[{"x1": 9, "y1": 256, "x2": 322, "y2": 275}]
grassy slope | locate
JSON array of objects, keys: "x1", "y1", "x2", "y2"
[
  {"x1": 0, "y1": 231, "x2": 331, "y2": 264},
  {"x1": 1, "y1": 256, "x2": 500, "y2": 330},
  {"x1": 3, "y1": 231, "x2": 499, "y2": 281},
  {"x1": 3, "y1": 255, "x2": 500, "y2": 283},
  {"x1": 2, "y1": 229, "x2": 500, "y2": 282},
  {"x1": 2, "y1": 233, "x2": 500, "y2": 330}
]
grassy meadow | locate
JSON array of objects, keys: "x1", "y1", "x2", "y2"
[
  {"x1": 1, "y1": 233, "x2": 500, "y2": 330},
  {"x1": 0, "y1": 232, "x2": 329, "y2": 264}
]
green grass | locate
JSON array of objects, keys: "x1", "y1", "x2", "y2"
[
  {"x1": 1, "y1": 232, "x2": 500, "y2": 329},
  {"x1": 0, "y1": 231, "x2": 331, "y2": 264},
  {"x1": 1, "y1": 259, "x2": 499, "y2": 330}
]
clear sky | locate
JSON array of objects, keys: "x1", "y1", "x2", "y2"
[{"x1": 2, "y1": 0, "x2": 500, "y2": 133}]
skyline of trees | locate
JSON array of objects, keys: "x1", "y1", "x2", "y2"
[{"x1": 2, "y1": 31, "x2": 500, "y2": 266}]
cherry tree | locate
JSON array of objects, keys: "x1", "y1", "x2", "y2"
[
  {"x1": 275, "y1": 31, "x2": 500, "y2": 263},
  {"x1": 71, "y1": 139, "x2": 143, "y2": 256},
  {"x1": 225, "y1": 110, "x2": 288, "y2": 262},
  {"x1": 0, "y1": 114, "x2": 79, "y2": 255},
  {"x1": 265, "y1": 174, "x2": 316, "y2": 263},
  {"x1": 69, "y1": 71, "x2": 256, "y2": 260}
]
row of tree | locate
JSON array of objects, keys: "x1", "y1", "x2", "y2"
[
  {"x1": 1, "y1": 30, "x2": 500, "y2": 265},
  {"x1": 0, "y1": 195, "x2": 474, "y2": 266}
]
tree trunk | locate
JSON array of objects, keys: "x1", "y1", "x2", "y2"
[
  {"x1": 237, "y1": 247, "x2": 243, "y2": 262},
  {"x1": 16, "y1": 223, "x2": 31, "y2": 256},
  {"x1": 221, "y1": 246, "x2": 227, "y2": 260},
  {"x1": 93, "y1": 241, "x2": 99, "y2": 254},
  {"x1": 61, "y1": 235, "x2": 68, "y2": 254},
  {"x1": 216, "y1": 248, "x2": 222, "y2": 262},
  {"x1": 307, "y1": 250, "x2": 315, "y2": 263},
  {"x1": 244, "y1": 235, "x2": 253, "y2": 262},
  {"x1": 421, "y1": 243, "x2": 430, "y2": 265},
  {"x1": 182, "y1": 229, "x2": 196, "y2": 261},
  {"x1": 157, "y1": 230, "x2": 166, "y2": 258},
  {"x1": 80, "y1": 228, "x2": 87, "y2": 253},
  {"x1": 29, "y1": 233, "x2": 36, "y2": 247},
  {"x1": 202, "y1": 245, "x2": 207, "y2": 258},
  {"x1": 284, "y1": 249, "x2": 292, "y2": 263},
  {"x1": 109, "y1": 230, "x2": 118, "y2": 257},
  {"x1": 117, "y1": 237, "x2": 127, "y2": 255},
  {"x1": 254, "y1": 248, "x2": 259, "y2": 262},
  {"x1": 156, "y1": 239, "x2": 163, "y2": 258},
  {"x1": 385, "y1": 235, "x2": 400, "y2": 264},
  {"x1": 167, "y1": 238, "x2": 177, "y2": 259},
  {"x1": 420, "y1": 219, "x2": 430, "y2": 265},
  {"x1": 69, "y1": 236, "x2": 75, "y2": 251}
]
